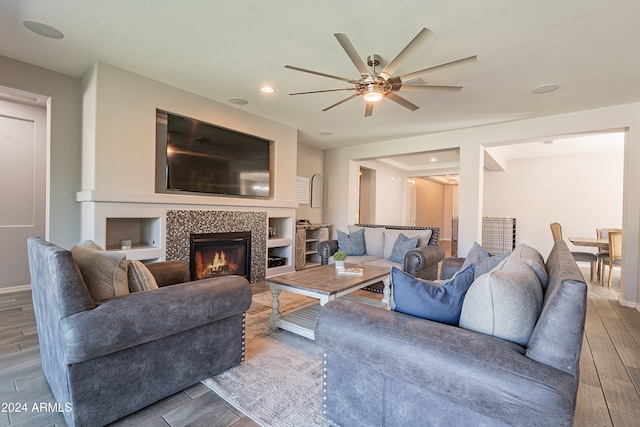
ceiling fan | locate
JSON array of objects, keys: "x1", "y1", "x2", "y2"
[{"x1": 285, "y1": 28, "x2": 477, "y2": 117}]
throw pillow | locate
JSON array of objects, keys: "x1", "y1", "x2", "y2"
[
  {"x1": 510, "y1": 244, "x2": 549, "y2": 290},
  {"x1": 127, "y1": 260, "x2": 159, "y2": 292},
  {"x1": 459, "y1": 257, "x2": 543, "y2": 346},
  {"x1": 382, "y1": 229, "x2": 433, "y2": 259},
  {"x1": 389, "y1": 233, "x2": 419, "y2": 263},
  {"x1": 398, "y1": 229, "x2": 433, "y2": 247},
  {"x1": 337, "y1": 229, "x2": 366, "y2": 256},
  {"x1": 71, "y1": 240, "x2": 129, "y2": 302},
  {"x1": 390, "y1": 263, "x2": 475, "y2": 326},
  {"x1": 461, "y1": 241, "x2": 510, "y2": 278}
]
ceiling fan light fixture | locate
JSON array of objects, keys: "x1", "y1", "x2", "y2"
[{"x1": 363, "y1": 85, "x2": 383, "y2": 102}]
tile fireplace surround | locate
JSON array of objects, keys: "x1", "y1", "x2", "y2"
[{"x1": 165, "y1": 210, "x2": 267, "y2": 283}]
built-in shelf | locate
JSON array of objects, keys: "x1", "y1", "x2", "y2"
[
  {"x1": 267, "y1": 237, "x2": 292, "y2": 248},
  {"x1": 106, "y1": 244, "x2": 163, "y2": 261},
  {"x1": 266, "y1": 215, "x2": 295, "y2": 277},
  {"x1": 105, "y1": 217, "x2": 162, "y2": 262}
]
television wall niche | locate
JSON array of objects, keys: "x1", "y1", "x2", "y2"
[{"x1": 155, "y1": 109, "x2": 273, "y2": 198}]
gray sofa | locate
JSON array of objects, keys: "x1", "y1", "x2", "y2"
[
  {"x1": 318, "y1": 224, "x2": 445, "y2": 280},
  {"x1": 315, "y1": 240, "x2": 587, "y2": 426},
  {"x1": 27, "y1": 237, "x2": 252, "y2": 427}
]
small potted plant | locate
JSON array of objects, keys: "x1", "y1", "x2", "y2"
[{"x1": 333, "y1": 250, "x2": 347, "y2": 269}]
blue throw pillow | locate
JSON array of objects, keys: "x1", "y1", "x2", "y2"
[
  {"x1": 389, "y1": 233, "x2": 419, "y2": 263},
  {"x1": 337, "y1": 229, "x2": 366, "y2": 256},
  {"x1": 391, "y1": 263, "x2": 476, "y2": 326},
  {"x1": 462, "y1": 241, "x2": 510, "y2": 278}
]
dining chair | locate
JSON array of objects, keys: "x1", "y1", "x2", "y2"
[
  {"x1": 595, "y1": 228, "x2": 621, "y2": 283},
  {"x1": 549, "y1": 223, "x2": 597, "y2": 281},
  {"x1": 603, "y1": 231, "x2": 623, "y2": 288}
]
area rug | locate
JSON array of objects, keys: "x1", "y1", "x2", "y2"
[{"x1": 202, "y1": 291, "x2": 326, "y2": 427}]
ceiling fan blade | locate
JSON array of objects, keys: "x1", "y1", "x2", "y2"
[
  {"x1": 365, "y1": 102, "x2": 374, "y2": 117},
  {"x1": 398, "y1": 55, "x2": 478, "y2": 82},
  {"x1": 322, "y1": 94, "x2": 360, "y2": 112},
  {"x1": 334, "y1": 33, "x2": 371, "y2": 79},
  {"x1": 290, "y1": 88, "x2": 355, "y2": 95},
  {"x1": 396, "y1": 84, "x2": 463, "y2": 93},
  {"x1": 378, "y1": 28, "x2": 434, "y2": 81},
  {"x1": 385, "y1": 92, "x2": 420, "y2": 112},
  {"x1": 285, "y1": 65, "x2": 357, "y2": 84}
]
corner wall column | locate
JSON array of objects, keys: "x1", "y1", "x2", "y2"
[{"x1": 458, "y1": 143, "x2": 484, "y2": 256}]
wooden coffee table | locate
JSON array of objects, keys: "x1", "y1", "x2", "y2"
[{"x1": 267, "y1": 263, "x2": 390, "y2": 340}]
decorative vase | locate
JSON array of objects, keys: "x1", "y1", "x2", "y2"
[{"x1": 335, "y1": 260, "x2": 345, "y2": 269}]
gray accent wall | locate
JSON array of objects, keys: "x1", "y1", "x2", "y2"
[{"x1": 0, "y1": 55, "x2": 82, "y2": 250}]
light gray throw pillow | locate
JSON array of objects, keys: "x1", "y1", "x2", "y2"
[{"x1": 459, "y1": 253, "x2": 544, "y2": 346}]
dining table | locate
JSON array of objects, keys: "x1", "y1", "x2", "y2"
[
  {"x1": 568, "y1": 237, "x2": 609, "y2": 248},
  {"x1": 568, "y1": 236, "x2": 610, "y2": 283}
]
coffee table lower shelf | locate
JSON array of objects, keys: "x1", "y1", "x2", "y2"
[{"x1": 276, "y1": 294, "x2": 386, "y2": 340}]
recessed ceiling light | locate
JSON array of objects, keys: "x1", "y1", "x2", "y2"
[
  {"x1": 23, "y1": 21, "x2": 64, "y2": 39},
  {"x1": 260, "y1": 86, "x2": 275, "y2": 93},
  {"x1": 531, "y1": 83, "x2": 559, "y2": 94},
  {"x1": 319, "y1": 131, "x2": 333, "y2": 136},
  {"x1": 228, "y1": 97, "x2": 248, "y2": 105},
  {"x1": 430, "y1": 158, "x2": 437, "y2": 162}
]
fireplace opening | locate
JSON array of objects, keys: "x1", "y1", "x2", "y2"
[{"x1": 189, "y1": 231, "x2": 251, "y2": 281}]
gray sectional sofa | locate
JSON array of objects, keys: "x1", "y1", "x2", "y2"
[
  {"x1": 318, "y1": 224, "x2": 445, "y2": 280},
  {"x1": 315, "y1": 240, "x2": 587, "y2": 426},
  {"x1": 27, "y1": 237, "x2": 252, "y2": 427}
]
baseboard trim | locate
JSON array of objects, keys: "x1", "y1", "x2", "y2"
[
  {"x1": 618, "y1": 295, "x2": 637, "y2": 309},
  {"x1": 0, "y1": 284, "x2": 31, "y2": 294}
]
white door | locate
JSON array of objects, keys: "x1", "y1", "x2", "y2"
[{"x1": 0, "y1": 99, "x2": 47, "y2": 288}]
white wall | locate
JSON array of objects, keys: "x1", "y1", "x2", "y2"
[
  {"x1": 358, "y1": 160, "x2": 406, "y2": 225},
  {"x1": 324, "y1": 102, "x2": 640, "y2": 308},
  {"x1": 80, "y1": 62, "x2": 298, "y2": 207},
  {"x1": 483, "y1": 150, "x2": 624, "y2": 258},
  {"x1": 0, "y1": 55, "x2": 82, "y2": 249}
]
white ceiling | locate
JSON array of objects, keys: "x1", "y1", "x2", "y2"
[{"x1": 1, "y1": 1, "x2": 638, "y2": 158}]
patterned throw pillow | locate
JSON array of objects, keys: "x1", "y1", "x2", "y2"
[
  {"x1": 391, "y1": 263, "x2": 476, "y2": 326},
  {"x1": 127, "y1": 260, "x2": 159, "y2": 292}
]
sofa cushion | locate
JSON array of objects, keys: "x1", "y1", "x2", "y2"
[
  {"x1": 459, "y1": 255, "x2": 543, "y2": 346},
  {"x1": 361, "y1": 257, "x2": 400, "y2": 270},
  {"x1": 71, "y1": 240, "x2": 129, "y2": 302},
  {"x1": 391, "y1": 263, "x2": 475, "y2": 326},
  {"x1": 461, "y1": 241, "x2": 510, "y2": 278},
  {"x1": 348, "y1": 225, "x2": 385, "y2": 257},
  {"x1": 127, "y1": 260, "x2": 159, "y2": 292},
  {"x1": 337, "y1": 228, "x2": 366, "y2": 256},
  {"x1": 389, "y1": 233, "x2": 420, "y2": 263}
]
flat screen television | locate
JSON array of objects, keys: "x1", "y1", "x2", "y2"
[{"x1": 156, "y1": 110, "x2": 272, "y2": 198}]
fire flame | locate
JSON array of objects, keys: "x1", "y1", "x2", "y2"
[{"x1": 209, "y1": 251, "x2": 227, "y2": 271}]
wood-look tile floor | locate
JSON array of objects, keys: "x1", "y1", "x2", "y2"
[{"x1": 0, "y1": 270, "x2": 638, "y2": 426}]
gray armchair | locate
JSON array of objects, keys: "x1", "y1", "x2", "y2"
[{"x1": 27, "y1": 237, "x2": 252, "y2": 427}]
